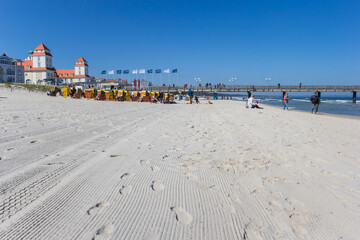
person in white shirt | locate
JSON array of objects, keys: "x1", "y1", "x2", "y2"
[{"x1": 247, "y1": 94, "x2": 263, "y2": 109}]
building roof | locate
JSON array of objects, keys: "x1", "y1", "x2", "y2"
[
  {"x1": 34, "y1": 43, "x2": 50, "y2": 51},
  {"x1": 32, "y1": 51, "x2": 53, "y2": 57},
  {"x1": 31, "y1": 67, "x2": 56, "y2": 71},
  {"x1": 21, "y1": 60, "x2": 33, "y2": 70},
  {"x1": 55, "y1": 69, "x2": 75, "y2": 77},
  {"x1": 76, "y1": 57, "x2": 87, "y2": 62},
  {"x1": 75, "y1": 57, "x2": 88, "y2": 66}
]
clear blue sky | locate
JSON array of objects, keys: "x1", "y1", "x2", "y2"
[{"x1": 1, "y1": 0, "x2": 359, "y2": 85}]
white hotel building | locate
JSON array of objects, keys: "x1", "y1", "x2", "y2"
[{"x1": 21, "y1": 43, "x2": 90, "y2": 85}]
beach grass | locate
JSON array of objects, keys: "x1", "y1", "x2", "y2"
[{"x1": 1, "y1": 83, "x2": 55, "y2": 92}]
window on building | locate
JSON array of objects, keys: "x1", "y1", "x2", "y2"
[{"x1": 27, "y1": 65, "x2": 30, "y2": 69}]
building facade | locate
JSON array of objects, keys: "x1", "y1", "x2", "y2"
[
  {"x1": 22, "y1": 43, "x2": 90, "y2": 85},
  {"x1": 55, "y1": 57, "x2": 90, "y2": 84},
  {"x1": 22, "y1": 43, "x2": 56, "y2": 84},
  {"x1": 0, "y1": 53, "x2": 24, "y2": 83}
]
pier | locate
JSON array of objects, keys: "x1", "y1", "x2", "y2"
[{"x1": 121, "y1": 85, "x2": 360, "y2": 103}]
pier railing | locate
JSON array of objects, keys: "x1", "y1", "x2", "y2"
[{"x1": 124, "y1": 85, "x2": 360, "y2": 93}]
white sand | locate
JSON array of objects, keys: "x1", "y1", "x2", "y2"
[{"x1": 0, "y1": 86, "x2": 359, "y2": 239}]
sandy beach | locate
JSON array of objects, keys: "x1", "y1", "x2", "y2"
[{"x1": 0, "y1": 86, "x2": 359, "y2": 240}]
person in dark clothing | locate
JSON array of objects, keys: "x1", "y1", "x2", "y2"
[
  {"x1": 195, "y1": 95, "x2": 199, "y2": 104},
  {"x1": 188, "y1": 88, "x2": 194, "y2": 104},
  {"x1": 159, "y1": 91, "x2": 164, "y2": 103},
  {"x1": 310, "y1": 92, "x2": 320, "y2": 114},
  {"x1": 70, "y1": 87, "x2": 76, "y2": 98}
]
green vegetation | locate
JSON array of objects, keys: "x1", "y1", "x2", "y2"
[{"x1": 1, "y1": 83, "x2": 55, "y2": 92}]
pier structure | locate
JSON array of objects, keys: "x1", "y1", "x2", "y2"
[{"x1": 121, "y1": 85, "x2": 360, "y2": 103}]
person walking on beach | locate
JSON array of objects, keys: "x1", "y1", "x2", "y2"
[
  {"x1": 310, "y1": 92, "x2": 320, "y2": 114},
  {"x1": 188, "y1": 88, "x2": 194, "y2": 104},
  {"x1": 283, "y1": 92, "x2": 290, "y2": 110}
]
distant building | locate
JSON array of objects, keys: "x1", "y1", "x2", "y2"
[
  {"x1": 0, "y1": 53, "x2": 24, "y2": 83},
  {"x1": 21, "y1": 43, "x2": 90, "y2": 85},
  {"x1": 55, "y1": 57, "x2": 90, "y2": 84},
  {"x1": 139, "y1": 79, "x2": 149, "y2": 88}
]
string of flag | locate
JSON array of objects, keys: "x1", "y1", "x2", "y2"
[{"x1": 101, "y1": 69, "x2": 178, "y2": 75}]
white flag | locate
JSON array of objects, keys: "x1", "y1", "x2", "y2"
[
  {"x1": 139, "y1": 69, "x2": 145, "y2": 74},
  {"x1": 108, "y1": 70, "x2": 114, "y2": 74},
  {"x1": 132, "y1": 69, "x2": 138, "y2": 74},
  {"x1": 163, "y1": 69, "x2": 170, "y2": 73}
]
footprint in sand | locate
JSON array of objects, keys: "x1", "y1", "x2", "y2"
[
  {"x1": 184, "y1": 173, "x2": 198, "y2": 181},
  {"x1": 46, "y1": 162, "x2": 65, "y2": 165},
  {"x1": 87, "y1": 202, "x2": 110, "y2": 215},
  {"x1": 321, "y1": 169, "x2": 334, "y2": 175},
  {"x1": 119, "y1": 185, "x2": 132, "y2": 195},
  {"x1": 182, "y1": 164, "x2": 198, "y2": 171},
  {"x1": 228, "y1": 194, "x2": 241, "y2": 204},
  {"x1": 285, "y1": 197, "x2": 309, "y2": 235},
  {"x1": 151, "y1": 180, "x2": 165, "y2": 192},
  {"x1": 140, "y1": 160, "x2": 150, "y2": 165},
  {"x1": 121, "y1": 172, "x2": 134, "y2": 180},
  {"x1": 93, "y1": 223, "x2": 114, "y2": 240},
  {"x1": 223, "y1": 204, "x2": 236, "y2": 214},
  {"x1": 143, "y1": 232, "x2": 161, "y2": 240},
  {"x1": 170, "y1": 206, "x2": 193, "y2": 225},
  {"x1": 150, "y1": 166, "x2": 160, "y2": 172}
]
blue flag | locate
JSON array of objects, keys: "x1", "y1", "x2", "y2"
[
  {"x1": 155, "y1": 69, "x2": 161, "y2": 74},
  {"x1": 101, "y1": 70, "x2": 106, "y2": 74},
  {"x1": 172, "y1": 69, "x2": 178, "y2": 73},
  {"x1": 123, "y1": 70, "x2": 129, "y2": 74},
  {"x1": 147, "y1": 69, "x2": 153, "y2": 74},
  {"x1": 117, "y1": 70, "x2": 122, "y2": 74}
]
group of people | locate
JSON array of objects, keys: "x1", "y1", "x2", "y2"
[
  {"x1": 247, "y1": 92, "x2": 321, "y2": 113},
  {"x1": 47, "y1": 87, "x2": 61, "y2": 96},
  {"x1": 282, "y1": 92, "x2": 321, "y2": 113}
]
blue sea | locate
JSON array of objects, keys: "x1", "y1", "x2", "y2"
[{"x1": 218, "y1": 92, "x2": 360, "y2": 117}]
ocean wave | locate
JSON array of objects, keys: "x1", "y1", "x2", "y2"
[
  {"x1": 292, "y1": 99, "x2": 309, "y2": 102},
  {"x1": 320, "y1": 100, "x2": 352, "y2": 104},
  {"x1": 262, "y1": 98, "x2": 282, "y2": 102}
]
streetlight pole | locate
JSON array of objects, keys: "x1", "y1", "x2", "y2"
[
  {"x1": 229, "y1": 77, "x2": 237, "y2": 86},
  {"x1": 265, "y1": 77, "x2": 271, "y2": 89},
  {"x1": 194, "y1": 78, "x2": 201, "y2": 88}
]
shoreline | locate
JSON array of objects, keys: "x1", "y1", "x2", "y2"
[
  {"x1": 228, "y1": 97, "x2": 360, "y2": 120},
  {"x1": 259, "y1": 101, "x2": 360, "y2": 120}
]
